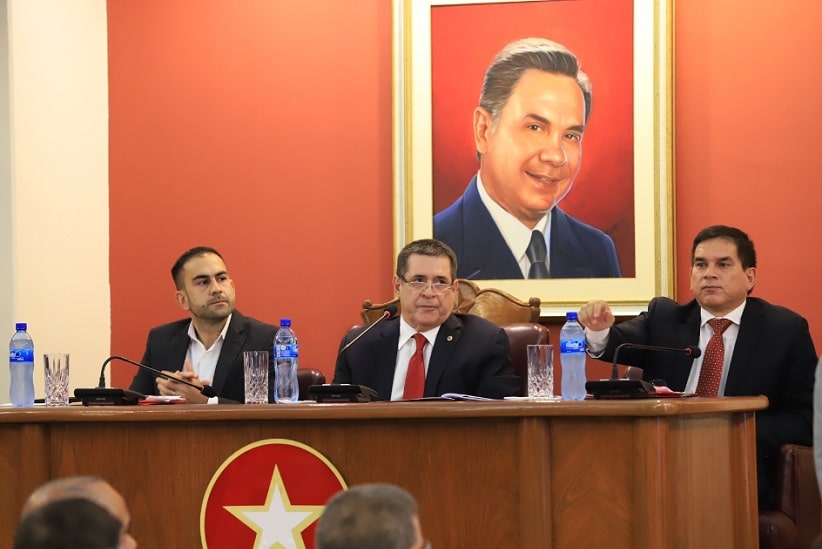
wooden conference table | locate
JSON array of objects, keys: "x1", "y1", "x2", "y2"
[{"x1": 0, "y1": 397, "x2": 766, "y2": 548}]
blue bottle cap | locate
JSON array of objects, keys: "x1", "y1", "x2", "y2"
[
  {"x1": 280, "y1": 318, "x2": 292, "y2": 327},
  {"x1": 15, "y1": 322, "x2": 27, "y2": 331},
  {"x1": 565, "y1": 312, "x2": 578, "y2": 321}
]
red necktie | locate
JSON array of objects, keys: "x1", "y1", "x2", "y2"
[
  {"x1": 403, "y1": 333, "x2": 427, "y2": 399},
  {"x1": 695, "y1": 318, "x2": 733, "y2": 397}
]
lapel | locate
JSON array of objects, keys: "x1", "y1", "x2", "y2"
[
  {"x1": 460, "y1": 177, "x2": 523, "y2": 279},
  {"x1": 167, "y1": 323, "x2": 191, "y2": 372},
  {"x1": 550, "y1": 208, "x2": 595, "y2": 277},
  {"x1": 424, "y1": 315, "x2": 461, "y2": 395},
  {"x1": 372, "y1": 319, "x2": 401, "y2": 399},
  {"x1": 725, "y1": 298, "x2": 762, "y2": 394},
  {"x1": 211, "y1": 312, "x2": 246, "y2": 394},
  {"x1": 670, "y1": 302, "x2": 702, "y2": 388}
]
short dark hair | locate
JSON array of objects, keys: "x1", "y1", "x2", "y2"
[
  {"x1": 691, "y1": 225, "x2": 757, "y2": 269},
  {"x1": 315, "y1": 484, "x2": 419, "y2": 549},
  {"x1": 396, "y1": 239, "x2": 457, "y2": 282},
  {"x1": 14, "y1": 498, "x2": 121, "y2": 549},
  {"x1": 480, "y1": 37, "x2": 592, "y2": 125},
  {"x1": 171, "y1": 246, "x2": 224, "y2": 289}
]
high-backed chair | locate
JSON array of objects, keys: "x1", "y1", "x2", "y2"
[
  {"x1": 361, "y1": 279, "x2": 542, "y2": 325},
  {"x1": 759, "y1": 444, "x2": 821, "y2": 549},
  {"x1": 297, "y1": 369, "x2": 325, "y2": 400},
  {"x1": 501, "y1": 322, "x2": 550, "y2": 396}
]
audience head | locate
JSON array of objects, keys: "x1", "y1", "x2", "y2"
[
  {"x1": 689, "y1": 225, "x2": 757, "y2": 317},
  {"x1": 315, "y1": 483, "x2": 426, "y2": 549},
  {"x1": 170, "y1": 246, "x2": 235, "y2": 323},
  {"x1": 394, "y1": 239, "x2": 459, "y2": 332},
  {"x1": 22, "y1": 476, "x2": 136, "y2": 549},
  {"x1": 14, "y1": 497, "x2": 123, "y2": 549}
]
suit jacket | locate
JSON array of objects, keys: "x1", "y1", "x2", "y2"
[
  {"x1": 599, "y1": 296, "x2": 816, "y2": 508},
  {"x1": 332, "y1": 313, "x2": 520, "y2": 400},
  {"x1": 129, "y1": 310, "x2": 277, "y2": 403},
  {"x1": 433, "y1": 175, "x2": 622, "y2": 279}
]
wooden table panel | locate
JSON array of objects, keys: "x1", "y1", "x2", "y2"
[{"x1": 0, "y1": 398, "x2": 766, "y2": 548}]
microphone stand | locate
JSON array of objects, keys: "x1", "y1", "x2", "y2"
[{"x1": 586, "y1": 343, "x2": 700, "y2": 400}]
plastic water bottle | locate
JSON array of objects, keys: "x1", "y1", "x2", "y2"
[
  {"x1": 273, "y1": 318, "x2": 299, "y2": 403},
  {"x1": 9, "y1": 322, "x2": 35, "y2": 407},
  {"x1": 560, "y1": 312, "x2": 587, "y2": 401}
]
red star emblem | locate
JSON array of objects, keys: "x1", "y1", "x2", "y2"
[{"x1": 201, "y1": 439, "x2": 347, "y2": 548}]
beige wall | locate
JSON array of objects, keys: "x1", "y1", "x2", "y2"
[{"x1": 1, "y1": 0, "x2": 109, "y2": 401}]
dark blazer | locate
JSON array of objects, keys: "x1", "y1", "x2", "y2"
[
  {"x1": 129, "y1": 310, "x2": 277, "y2": 403},
  {"x1": 433, "y1": 176, "x2": 622, "y2": 279},
  {"x1": 332, "y1": 313, "x2": 520, "y2": 400},
  {"x1": 598, "y1": 296, "x2": 816, "y2": 508}
]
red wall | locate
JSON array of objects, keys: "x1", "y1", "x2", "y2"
[{"x1": 108, "y1": 1, "x2": 822, "y2": 387}]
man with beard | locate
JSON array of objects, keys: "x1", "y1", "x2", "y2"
[{"x1": 129, "y1": 246, "x2": 277, "y2": 403}]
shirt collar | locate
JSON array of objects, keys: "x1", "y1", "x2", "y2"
[
  {"x1": 187, "y1": 313, "x2": 232, "y2": 349},
  {"x1": 476, "y1": 171, "x2": 550, "y2": 263},
  {"x1": 397, "y1": 315, "x2": 441, "y2": 349},
  {"x1": 699, "y1": 301, "x2": 746, "y2": 327}
]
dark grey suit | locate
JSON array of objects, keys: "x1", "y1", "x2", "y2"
[
  {"x1": 129, "y1": 310, "x2": 277, "y2": 403},
  {"x1": 597, "y1": 296, "x2": 816, "y2": 509},
  {"x1": 434, "y1": 176, "x2": 622, "y2": 279},
  {"x1": 332, "y1": 313, "x2": 519, "y2": 400}
]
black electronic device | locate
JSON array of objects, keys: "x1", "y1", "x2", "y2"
[
  {"x1": 307, "y1": 384, "x2": 378, "y2": 403},
  {"x1": 585, "y1": 343, "x2": 701, "y2": 400}
]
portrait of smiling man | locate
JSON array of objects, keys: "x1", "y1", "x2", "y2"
[
  {"x1": 332, "y1": 239, "x2": 519, "y2": 400},
  {"x1": 129, "y1": 246, "x2": 277, "y2": 403},
  {"x1": 434, "y1": 37, "x2": 622, "y2": 280}
]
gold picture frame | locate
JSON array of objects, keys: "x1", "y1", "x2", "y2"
[{"x1": 392, "y1": 0, "x2": 674, "y2": 316}]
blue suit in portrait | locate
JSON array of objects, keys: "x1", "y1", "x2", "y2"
[{"x1": 433, "y1": 176, "x2": 622, "y2": 279}]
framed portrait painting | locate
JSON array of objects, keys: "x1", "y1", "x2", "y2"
[{"x1": 392, "y1": 0, "x2": 674, "y2": 316}]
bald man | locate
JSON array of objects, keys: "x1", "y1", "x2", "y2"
[{"x1": 21, "y1": 476, "x2": 136, "y2": 549}]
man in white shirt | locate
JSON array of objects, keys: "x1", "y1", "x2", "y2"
[
  {"x1": 578, "y1": 225, "x2": 816, "y2": 510},
  {"x1": 129, "y1": 246, "x2": 277, "y2": 403}
]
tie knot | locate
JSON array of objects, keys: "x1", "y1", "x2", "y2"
[
  {"x1": 413, "y1": 333, "x2": 427, "y2": 348},
  {"x1": 708, "y1": 318, "x2": 732, "y2": 335},
  {"x1": 526, "y1": 230, "x2": 547, "y2": 262}
]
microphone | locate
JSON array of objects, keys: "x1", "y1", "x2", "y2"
[
  {"x1": 74, "y1": 355, "x2": 216, "y2": 406},
  {"x1": 338, "y1": 304, "x2": 398, "y2": 355},
  {"x1": 586, "y1": 342, "x2": 701, "y2": 400},
  {"x1": 308, "y1": 304, "x2": 398, "y2": 403}
]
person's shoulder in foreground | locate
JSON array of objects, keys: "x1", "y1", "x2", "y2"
[
  {"x1": 315, "y1": 483, "x2": 428, "y2": 549},
  {"x1": 14, "y1": 497, "x2": 122, "y2": 549},
  {"x1": 20, "y1": 475, "x2": 136, "y2": 549}
]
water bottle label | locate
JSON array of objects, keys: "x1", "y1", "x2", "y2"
[
  {"x1": 9, "y1": 348, "x2": 35, "y2": 362},
  {"x1": 560, "y1": 339, "x2": 585, "y2": 353},
  {"x1": 275, "y1": 343, "x2": 298, "y2": 358}
]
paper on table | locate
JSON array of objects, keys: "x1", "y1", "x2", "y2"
[
  {"x1": 439, "y1": 393, "x2": 496, "y2": 401},
  {"x1": 138, "y1": 395, "x2": 187, "y2": 405},
  {"x1": 651, "y1": 385, "x2": 695, "y2": 398}
]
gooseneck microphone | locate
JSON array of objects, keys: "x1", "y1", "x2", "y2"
[
  {"x1": 609, "y1": 343, "x2": 701, "y2": 380},
  {"x1": 586, "y1": 342, "x2": 701, "y2": 400},
  {"x1": 308, "y1": 304, "x2": 398, "y2": 403},
  {"x1": 98, "y1": 355, "x2": 217, "y2": 398},
  {"x1": 75, "y1": 355, "x2": 217, "y2": 406},
  {"x1": 338, "y1": 304, "x2": 399, "y2": 355}
]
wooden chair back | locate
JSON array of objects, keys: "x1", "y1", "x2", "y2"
[{"x1": 361, "y1": 279, "x2": 541, "y2": 325}]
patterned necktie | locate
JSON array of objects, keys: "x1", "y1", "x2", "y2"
[
  {"x1": 526, "y1": 230, "x2": 549, "y2": 278},
  {"x1": 403, "y1": 333, "x2": 427, "y2": 399},
  {"x1": 695, "y1": 318, "x2": 733, "y2": 397}
]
